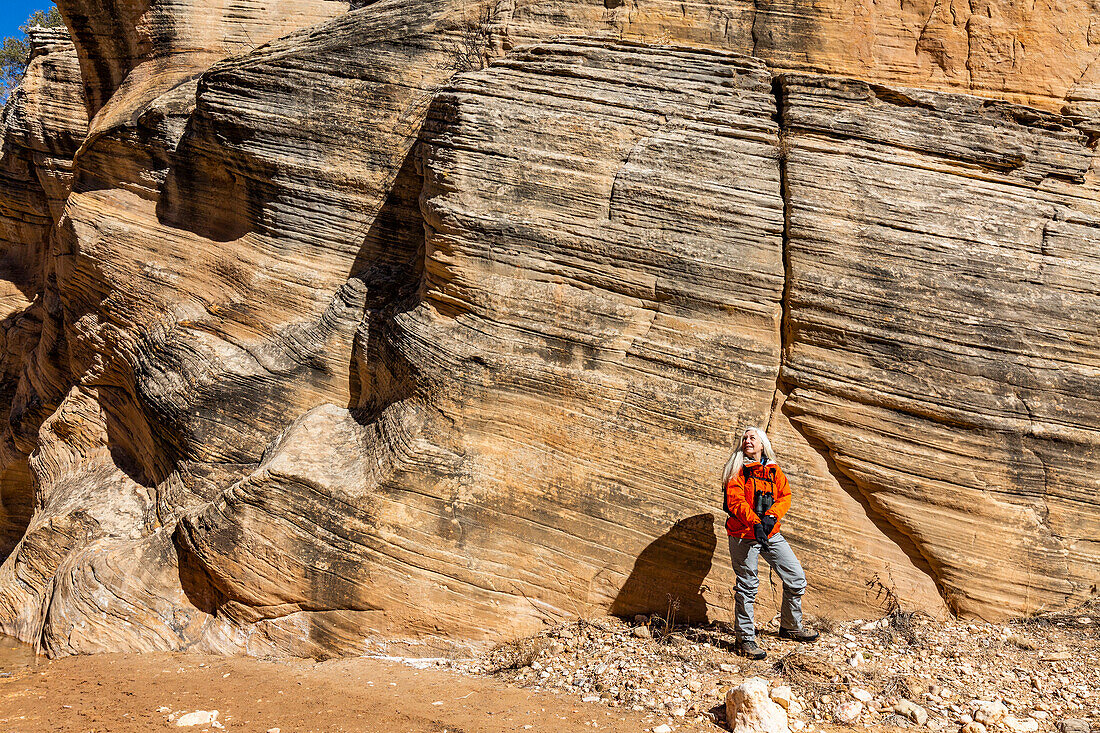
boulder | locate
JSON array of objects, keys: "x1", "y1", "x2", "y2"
[{"x1": 727, "y1": 678, "x2": 790, "y2": 733}]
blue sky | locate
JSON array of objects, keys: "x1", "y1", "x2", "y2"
[{"x1": 1, "y1": 1, "x2": 59, "y2": 42}]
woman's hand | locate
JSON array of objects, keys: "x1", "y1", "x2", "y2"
[{"x1": 761, "y1": 515, "x2": 777, "y2": 536}]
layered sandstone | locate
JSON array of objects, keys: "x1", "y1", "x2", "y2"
[
  {"x1": 777, "y1": 75, "x2": 1100, "y2": 616},
  {"x1": 0, "y1": 28, "x2": 87, "y2": 560},
  {"x1": 0, "y1": 0, "x2": 1095, "y2": 657}
]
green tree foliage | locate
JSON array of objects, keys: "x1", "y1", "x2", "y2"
[{"x1": 1, "y1": 6, "x2": 64, "y2": 102}]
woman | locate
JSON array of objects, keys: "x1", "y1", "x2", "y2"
[{"x1": 722, "y1": 426, "x2": 818, "y2": 659}]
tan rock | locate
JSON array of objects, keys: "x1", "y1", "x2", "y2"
[
  {"x1": 974, "y1": 701, "x2": 1010, "y2": 728},
  {"x1": 771, "y1": 686, "x2": 794, "y2": 710},
  {"x1": 778, "y1": 72, "x2": 1100, "y2": 618},
  {"x1": 727, "y1": 678, "x2": 790, "y2": 733},
  {"x1": 835, "y1": 701, "x2": 863, "y2": 724},
  {"x1": 894, "y1": 699, "x2": 930, "y2": 726}
]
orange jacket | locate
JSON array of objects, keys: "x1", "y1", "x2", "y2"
[{"x1": 723, "y1": 459, "x2": 792, "y2": 539}]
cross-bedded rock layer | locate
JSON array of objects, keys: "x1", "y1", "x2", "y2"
[{"x1": 0, "y1": 0, "x2": 1096, "y2": 656}]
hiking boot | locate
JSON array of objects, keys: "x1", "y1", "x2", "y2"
[
  {"x1": 737, "y1": 639, "x2": 767, "y2": 660},
  {"x1": 778, "y1": 626, "x2": 819, "y2": 642}
]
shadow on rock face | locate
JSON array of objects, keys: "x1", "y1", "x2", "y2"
[
  {"x1": 610, "y1": 513, "x2": 717, "y2": 623},
  {"x1": 156, "y1": 110, "x2": 271, "y2": 244},
  {"x1": 347, "y1": 143, "x2": 426, "y2": 418}
]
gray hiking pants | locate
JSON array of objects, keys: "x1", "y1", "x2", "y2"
[{"x1": 728, "y1": 533, "x2": 807, "y2": 641}]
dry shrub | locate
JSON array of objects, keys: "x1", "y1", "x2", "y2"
[
  {"x1": 772, "y1": 650, "x2": 844, "y2": 697},
  {"x1": 866, "y1": 574, "x2": 926, "y2": 647},
  {"x1": 805, "y1": 613, "x2": 841, "y2": 636},
  {"x1": 882, "y1": 673, "x2": 927, "y2": 701},
  {"x1": 483, "y1": 635, "x2": 552, "y2": 673}
]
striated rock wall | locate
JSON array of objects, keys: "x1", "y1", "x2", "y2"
[
  {"x1": 0, "y1": 28, "x2": 88, "y2": 561},
  {"x1": 0, "y1": 0, "x2": 1095, "y2": 656}
]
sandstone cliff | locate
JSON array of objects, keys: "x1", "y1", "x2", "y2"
[{"x1": 0, "y1": 0, "x2": 1095, "y2": 656}]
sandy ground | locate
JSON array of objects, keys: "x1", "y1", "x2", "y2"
[{"x1": 0, "y1": 644, "x2": 713, "y2": 733}]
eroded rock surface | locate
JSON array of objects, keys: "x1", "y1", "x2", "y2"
[
  {"x1": 0, "y1": 27, "x2": 87, "y2": 560},
  {"x1": 778, "y1": 75, "x2": 1100, "y2": 617},
  {"x1": 0, "y1": 0, "x2": 1096, "y2": 657}
]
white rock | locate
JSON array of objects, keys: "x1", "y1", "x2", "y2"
[
  {"x1": 959, "y1": 722, "x2": 986, "y2": 733},
  {"x1": 973, "y1": 701, "x2": 1008, "y2": 727},
  {"x1": 727, "y1": 677, "x2": 790, "y2": 733},
  {"x1": 653, "y1": 725, "x2": 673, "y2": 733},
  {"x1": 850, "y1": 688, "x2": 873, "y2": 703},
  {"x1": 672, "y1": 707, "x2": 687, "y2": 717},
  {"x1": 771, "y1": 686, "x2": 793, "y2": 710},
  {"x1": 894, "y1": 700, "x2": 929, "y2": 726},
  {"x1": 176, "y1": 710, "x2": 219, "y2": 727},
  {"x1": 835, "y1": 701, "x2": 863, "y2": 724},
  {"x1": 1058, "y1": 718, "x2": 1091, "y2": 733},
  {"x1": 633, "y1": 626, "x2": 652, "y2": 638},
  {"x1": 1029, "y1": 711, "x2": 1049, "y2": 720},
  {"x1": 267, "y1": 729, "x2": 281, "y2": 733},
  {"x1": 1004, "y1": 716, "x2": 1040, "y2": 733},
  {"x1": 156, "y1": 707, "x2": 171, "y2": 713}
]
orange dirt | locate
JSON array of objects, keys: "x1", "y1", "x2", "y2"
[{"x1": 0, "y1": 647, "x2": 716, "y2": 733}]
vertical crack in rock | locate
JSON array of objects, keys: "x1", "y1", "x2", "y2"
[
  {"x1": 767, "y1": 73, "x2": 952, "y2": 615},
  {"x1": 766, "y1": 75, "x2": 791, "y2": 430}
]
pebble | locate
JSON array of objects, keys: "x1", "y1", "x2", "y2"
[
  {"x1": 652, "y1": 725, "x2": 673, "y2": 733},
  {"x1": 1058, "y1": 719, "x2": 1091, "y2": 733},
  {"x1": 771, "y1": 686, "x2": 793, "y2": 710},
  {"x1": 835, "y1": 700, "x2": 863, "y2": 724},
  {"x1": 454, "y1": 612, "x2": 1097, "y2": 731},
  {"x1": 1004, "y1": 715, "x2": 1040, "y2": 733},
  {"x1": 973, "y1": 700, "x2": 1008, "y2": 727}
]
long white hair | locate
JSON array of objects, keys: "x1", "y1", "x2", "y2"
[{"x1": 721, "y1": 426, "x2": 777, "y2": 489}]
